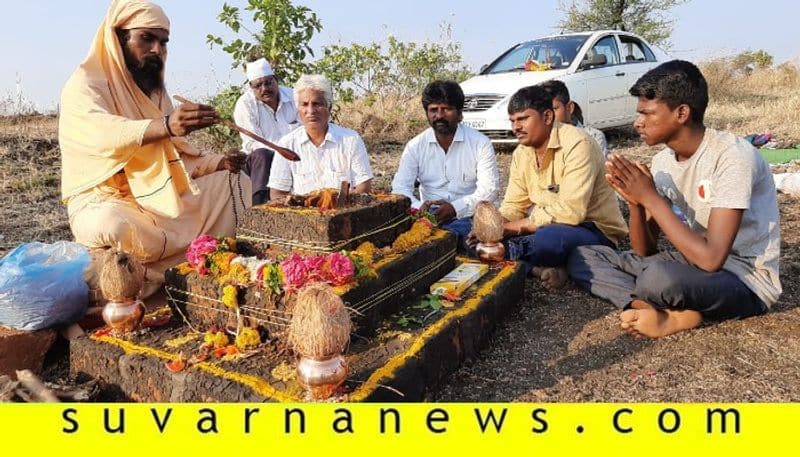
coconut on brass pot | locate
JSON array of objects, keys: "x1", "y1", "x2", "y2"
[
  {"x1": 99, "y1": 249, "x2": 146, "y2": 334},
  {"x1": 288, "y1": 282, "x2": 351, "y2": 400},
  {"x1": 472, "y1": 201, "x2": 506, "y2": 263}
]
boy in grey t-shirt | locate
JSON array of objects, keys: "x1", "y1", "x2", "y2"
[{"x1": 568, "y1": 60, "x2": 780, "y2": 338}]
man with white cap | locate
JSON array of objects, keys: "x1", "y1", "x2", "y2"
[
  {"x1": 233, "y1": 58, "x2": 300, "y2": 205},
  {"x1": 59, "y1": 0, "x2": 250, "y2": 298}
]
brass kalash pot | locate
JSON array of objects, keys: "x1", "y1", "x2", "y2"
[
  {"x1": 102, "y1": 299, "x2": 146, "y2": 333},
  {"x1": 288, "y1": 283, "x2": 352, "y2": 400},
  {"x1": 296, "y1": 354, "x2": 348, "y2": 400},
  {"x1": 98, "y1": 250, "x2": 146, "y2": 334},
  {"x1": 476, "y1": 241, "x2": 506, "y2": 263}
]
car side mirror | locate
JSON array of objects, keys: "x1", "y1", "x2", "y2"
[{"x1": 479, "y1": 64, "x2": 489, "y2": 74}]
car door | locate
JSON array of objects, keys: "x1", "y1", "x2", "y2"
[
  {"x1": 579, "y1": 34, "x2": 628, "y2": 128},
  {"x1": 616, "y1": 34, "x2": 661, "y2": 122}
]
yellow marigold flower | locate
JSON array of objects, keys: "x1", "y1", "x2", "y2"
[
  {"x1": 210, "y1": 251, "x2": 236, "y2": 278},
  {"x1": 230, "y1": 263, "x2": 251, "y2": 285},
  {"x1": 355, "y1": 241, "x2": 377, "y2": 262},
  {"x1": 175, "y1": 262, "x2": 195, "y2": 275},
  {"x1": 391, "y1": 220, "x2": 433, "y2": 253},
  {"x1": 235, "y1": 327, "x2": 261, "y2": 351},
  {"x1": 204, "y1": 331, "x2": 229, "y2": 349},
  {"x1": 165, "y1": 332, "x2": 201, "y2": 348},
  {"x1": 222, "y1": 285, "x2": 238, "y2": 309}
]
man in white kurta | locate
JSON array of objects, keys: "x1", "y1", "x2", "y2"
[
  {"x1": 269, "y1": 75, "x2": 373, "y2": 197},
  {"x1": 391, "y1": 80, "x2": 499, "y2": 247},
  {"x1": 232, "y1": 58, "x2": 300, "y2": 204}
]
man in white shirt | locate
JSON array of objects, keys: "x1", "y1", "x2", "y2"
[
  {"x1": 391, "y1": 80, "x2": 500, "y2": 247},
  {"x1": 269, "y1": 74, "x2": 373, "y2": 197},
  {"x1": 233, "y1": 58, "x2": 300, "y2": 205}
]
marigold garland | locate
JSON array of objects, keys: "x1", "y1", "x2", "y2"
[{"x1": 391, "y1": 219, "x2": 433, "y2": 253}]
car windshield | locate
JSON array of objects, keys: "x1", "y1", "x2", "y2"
[{"x1": 483, "y1": 35, "x2": 591, "y2": 73}]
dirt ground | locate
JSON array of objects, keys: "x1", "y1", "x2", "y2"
[{"x1": 1, "y1": 117, "x2": 799, "y2": 401}]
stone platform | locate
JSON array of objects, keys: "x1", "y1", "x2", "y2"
[
  {"x1": 0, "y1": 326, "x2": 57, "y2": 377},
  {"x1": 70, "y1": 260, "x2": 525, "y2": 402},
  {"x1": 164, "y1": 230, "x2": 457, "y2": 336},
  {"x1": 237, "y1": 194, "x2": 412, "y2": 254}
]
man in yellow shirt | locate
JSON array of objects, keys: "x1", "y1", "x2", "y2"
[{"x1": 484, "y1": 84, "x2": 627, "y2": 288}]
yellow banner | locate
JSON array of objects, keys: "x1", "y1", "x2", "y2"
[{"x1": 0, "y1": 403, "x2": 796, "y2": 455}]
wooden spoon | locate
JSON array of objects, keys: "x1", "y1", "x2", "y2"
[{"x1": 173, "y1": 95, "x2": 300, "y2": 162}]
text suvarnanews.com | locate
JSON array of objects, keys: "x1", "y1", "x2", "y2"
[{"x1": 59, "y1": 406, "x2": 743, "y2": 436}]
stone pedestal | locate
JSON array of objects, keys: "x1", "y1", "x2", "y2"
[
  {"x1": 238, "y1": 194, "x2": 412, "y2": 254},
  {"x1": 71, "y1": 260, "x2": 525, "y2": 402}
]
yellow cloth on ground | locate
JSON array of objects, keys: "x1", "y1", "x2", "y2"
[
  {"x1": 499, "y1": 121, "x2": 628, "y2": 245},
  {"x1": 59, "y1": 0, "x2": 252, "y2": 297},
  {"x1": 59, "y1": 0, "x2": 197, "y2": 218}
]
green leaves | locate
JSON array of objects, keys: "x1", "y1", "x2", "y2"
[
  {"x1": 207, "y1": 0, "x2": 322, "y2": 83},
  {"x1": 311, "y1": 25, "x2": 473, "y2": 105},
  {"x1": 395, "y1": 314, "x2": 422, "y2": 328},
  {"x1": 414, "y1": 294, "x2": 444, "y2": 312}
]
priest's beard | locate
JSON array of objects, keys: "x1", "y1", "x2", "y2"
[{"x1": 126, "y1": 53, "x2": 165, "y2": 97}]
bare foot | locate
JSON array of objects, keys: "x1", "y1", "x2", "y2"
[
  {"x1": 619, "y1": 307, "x2": 702, "y2": 338},
  {"x1": 539, "y1": 267, "x2": 568, "y2": 290}
]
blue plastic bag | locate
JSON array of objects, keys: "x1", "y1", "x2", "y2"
[{"x1": 0, "y1": 241, "x2": 91, "y2": 331}]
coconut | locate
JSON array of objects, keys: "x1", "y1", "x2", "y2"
[
  {"x1": 98, "y1": 249, "x2": 145, "y2": 302},
  {"x1": 287, "y1": 283, "x2": 351, "y2": 359},
  {"x1": 473, "y1": 201, "x2": 504, "y2": 243}
]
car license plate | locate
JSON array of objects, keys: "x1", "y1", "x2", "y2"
[{"x1": 463, "y1": 119, "x2": 485, "y2": 129}]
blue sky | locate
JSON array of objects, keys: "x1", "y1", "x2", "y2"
[{"x1": 2, "y1": 0, "x2": 798, "y2": 112}]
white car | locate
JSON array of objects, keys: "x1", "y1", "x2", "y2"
[{"x1": 461, "y1": 30, "x2": 662, "y2": 143}]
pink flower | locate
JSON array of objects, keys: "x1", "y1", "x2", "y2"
[
  {"x1": 186, "y1": 234, "x2": 219, "y2": 274},
  {"x1": 325, "y1": 252, "x2": 355, "y2": 286},
  {"x1": 303, "y1": 255, "x2": 328, "y2": 282},
  {"x1": 280, "y1": 253, "x2": 310, "y2": 290}
]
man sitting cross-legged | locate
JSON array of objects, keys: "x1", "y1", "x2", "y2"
[
  {"x1": 568, "y1": 60, "x2": 781, "y2": 338},
  {"x1": 391, "y1": 80, "x2": 500, "y2": 248},
  {"x1": 469, "y1": 84, "x2": 627, "y2": 289}
]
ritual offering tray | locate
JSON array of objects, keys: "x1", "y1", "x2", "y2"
[
  {"x1": 238, "y1": 191, "x2": 412, "y2": 254},
  {"x1": 70, "y1": 259, "x2": 525, "y2": 402}
]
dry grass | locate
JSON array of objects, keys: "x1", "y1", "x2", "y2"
[
  {"x1": 334, "y1": 95, "x2": 428, "y2": 145},
  {"x1": 701, "y1": 60, "x2": 800, "y2": 143},
  {"x1": 0, "y1": 115, "x2": 69, "y2": 256}
]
